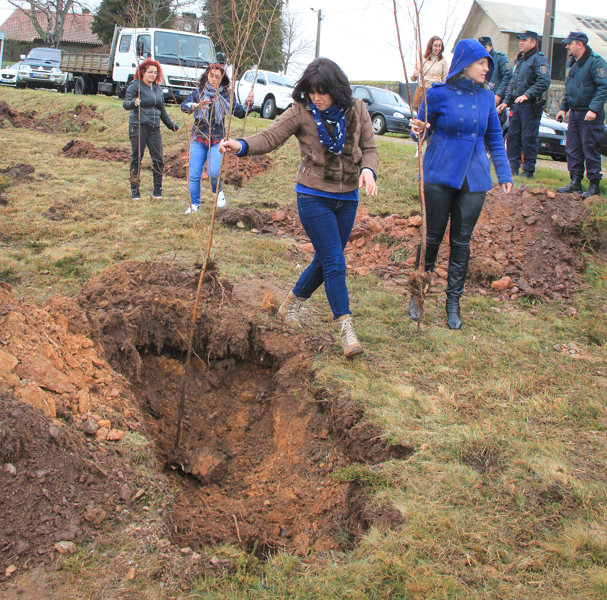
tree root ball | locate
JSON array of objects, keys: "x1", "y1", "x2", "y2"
[
  {"x1": 467, "y1": 257, "x2": 503, "y2": 283},
  {"x1": 407, "y1": 270, "x2": 432, "y2": 295}
]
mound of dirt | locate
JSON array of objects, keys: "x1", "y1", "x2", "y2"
[
  {"x1": 220, "y1": 185, "x2": 602, "y2": 301},
  {"x1": 59, "y1": 139, "x2": 131, "y2": 162},
  {"x1": 0, "y1": 392, "x2": 141, "y2": 576},
  {"x1": 0, "y1": 163, "x2": 36, "y2": 183},
  {"x1": 0, "y1": 102, "x2": 102, "y2": 133}
]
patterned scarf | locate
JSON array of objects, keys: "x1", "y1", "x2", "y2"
[
  {"x1": 308, "y1": 99, "x2": 347, "y2": 155},
  {"x1": 198, "y1": 82, "x2": 230, "y2": 125}
]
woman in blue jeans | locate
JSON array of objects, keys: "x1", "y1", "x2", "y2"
[
  {"x1": 220, "y1": 58, "x2": 379, "y2": 359},
  {"x1": 181, "y1": 64, "x2": 253, "y2": 213}
]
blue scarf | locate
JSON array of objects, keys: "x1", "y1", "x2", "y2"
[
  {"x1": 198, "y1": 83, "x2": 230, "y2": 125},
  {"x1": 308, "y1": 99, "x2": 347, "y2": 155}
]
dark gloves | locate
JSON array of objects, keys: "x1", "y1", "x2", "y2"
[{"x1": 172, "y1": 123, "x2": 180, "y2": 132}]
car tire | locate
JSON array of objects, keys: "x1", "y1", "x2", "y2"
[
  {"x1": 74, "y1": 76, "x2": 89, "y2": 95},
  {"x1": 15, "y1": 82, "x2": 26, "y2": 89},
  {"x1": 262, "y1": 97, "x2": 277, "y2": 119},
  {"x1": 372, "y1": 114, "x2": 387, "y2": 135},
  {"x1": 551, "y1": 155, "x2": 567, "y2": 162}
]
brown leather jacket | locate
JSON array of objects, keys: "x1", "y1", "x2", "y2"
[{"x1": 241, "y1": 99, "x2": 379, "y2": 194}]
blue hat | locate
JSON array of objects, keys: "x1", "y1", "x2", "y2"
[
  {"x1": 562, "y1": 31, "x2": 589, "y2": 44},
  {"x1": 447, "y1": 39, "x2": 495, "y2": 84},
  {"x1": 518, "y1": 31, "x2": 539, "y2": 41}
]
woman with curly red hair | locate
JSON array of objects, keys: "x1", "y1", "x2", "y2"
[{"x1": 123, "y1": 58, "x2": 179, "y2": 200}]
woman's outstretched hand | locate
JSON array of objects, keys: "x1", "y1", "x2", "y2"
[
  {"x1": 411, "y1": 118, "x2": 430, "y2": 138},
  {"x1": 359, "y1": 170, "x2": 378, "y2": 196},
  {"x1": 502, "y1": 182, "x2": 512, "y2": 194},
  {"x1": 219, "y1": 138, "x2": 242, "y2": 154}
]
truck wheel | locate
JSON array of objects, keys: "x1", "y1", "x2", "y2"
[
  {"x1": 262, "y1": 97, "x2": 277, "y2": 119},
  {"x1": 16, "y1": 82, "x2": 26, "y2": 89},
  {"x1": 74, "y1": 76, "x2": 89, "y2": 95},
  {"x1": 87, "y1": 77, "x2": 98, "y2": 95}
]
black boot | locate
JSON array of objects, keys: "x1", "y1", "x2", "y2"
[
  {"x1": 131, "y1": 182, "x2": 140, "y2": 200},
  {"x1": 445, "y1": 245, "x2": 470, "y2": 330},
  {"x1": 152, "y1": 164, "x2": 163, "y2": 199},
  {"x1": 520, "y1": 170, "x2": 534, "y2": 179},
  {"x1": 582, "y1": 180, "x2": 601, "y2": 199},
  {"x1": 408, "y1": 243, "x2": 440, "y2": 321},
  {"x1": 557, "y1": 175, "x2": 583, "y2": 193}
]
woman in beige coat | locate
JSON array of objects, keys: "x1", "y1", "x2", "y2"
[{"x1": 411, "y1": 36, "x2": 449, "y2": 109}]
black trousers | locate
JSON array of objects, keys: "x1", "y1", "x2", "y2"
[
  {"x1": 129, "y1": 124, "x2": 164, "y2": 185},
  {"x1": 566, "y1": 108, "x2": 604, "y2": 181},
  {"x1": 507, "y1": 101, "x2": 541, "y2": 173},
  {"x1": 425, "y1": 178, "x2": 486, "y2": 298}
]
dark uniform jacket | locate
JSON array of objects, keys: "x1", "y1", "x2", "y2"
[
  {"x1": 503, "y1": 47, "x2": 551, "y2": 106},
  {"x1": 123, "y1": 80, "x2": 177, "y2": 130},
  {"x1": 560, "y1": 46, "x2": 607, "y2": 113},
  {"x1": 489, "y1": 48, "x2": 512, "y2": 99}
]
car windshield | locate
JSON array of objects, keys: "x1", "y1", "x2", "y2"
[
  {"x1": 371, "y1": 89, "x2": 408, "y2": 107},
  {"x1": 267, "y1": 73, "x2": 296, "y2": 87},
  {"x1": 26, "y1": 49, "x2": 61, "y2": 64},
  {"x1": 154, "y1": 32, "x2": 215, "y2": 68}
]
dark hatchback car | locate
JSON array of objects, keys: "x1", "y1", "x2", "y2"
[
  {"x1": 351, "y1": 85, "x2": 412, "y2": 135},
  {"x1": 503, "y1": 111, "x2": 568, "y2": 161}
]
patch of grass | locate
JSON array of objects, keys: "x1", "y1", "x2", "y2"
[{"x1": 53, "y1": 254, "x2": 86, "y2": 278}]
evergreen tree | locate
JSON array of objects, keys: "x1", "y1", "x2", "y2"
[{"x1": 201, "y1": 0, "x2": 285, "y2": 73}]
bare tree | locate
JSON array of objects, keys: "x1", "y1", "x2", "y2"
[
  {"x1": 6, "y1": 0, "x2": 83, "y2": 48},
  {"x1": 281, "y1": 6, "x2": 313, "y2": 75}
]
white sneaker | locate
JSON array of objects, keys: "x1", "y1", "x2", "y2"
[
  {"x1": 185, "y1": 204, "x2": 200, "y2": 214},
  {"x1": 217, "y1": 190, "x2": 227, "y2": 208}
]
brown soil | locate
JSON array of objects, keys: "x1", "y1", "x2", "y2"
[
  {"x1": 0, "y1": 101, "x2": 102, "y2": 133},
  {"x1": 0, "y1": 261, "x2": 411, "y2": 579},
  {"x1": 57, "y1": 142, "x2": 274, "y2": 185},
  {"x1": 219, "y1": 185, "x2": 603, "y2": 301},
  {"x1": 77, "y1": 261, "x2": 411, "y2": 556}
]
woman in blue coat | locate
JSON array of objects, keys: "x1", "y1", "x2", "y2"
[
  {"x1": 410, "y1": 39, "x2": 513, "y2": 329},
  {"x1": 181, "y1": 64, "x2": 253, "y2": 213}
]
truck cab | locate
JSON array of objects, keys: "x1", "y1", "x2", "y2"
[{"x1": 112, "y1": 28, "x2": 218, "y2": 101}]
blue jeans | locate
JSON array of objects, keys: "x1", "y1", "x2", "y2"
[
  {"x1": 189, "y1": 139, "x2": 223, "y2": 206},
  {"x1": 292, "y1": 193, "x2": 358, "y2": 320}
]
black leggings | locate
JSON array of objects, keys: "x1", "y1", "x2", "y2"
[
  {"x1": 129, "y1": 124, "x2": 164, "y2": 183},
  {"x1": 425, "y1": 178, "x2": 486, "y2": 249}
]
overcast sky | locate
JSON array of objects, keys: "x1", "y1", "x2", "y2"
[{"x1": 2, "y1": 0, "x2": 607, "y2": 78}]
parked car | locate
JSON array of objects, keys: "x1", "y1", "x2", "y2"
[
  {"x1": 0, "y1": 62, "x2": 22, "y2": 86},
  {"x1": 16, "y1": 48, "x2": 68, "y2": 92},
  {"x1": 235, "y1": 69, "x2": 295, "y2": 119},
  {"x1": 351, "y1": 84, "x2": 412, "y2": 135},
  {"x1": 503, "y1": 111, "x2": 567, "y2": 161}
]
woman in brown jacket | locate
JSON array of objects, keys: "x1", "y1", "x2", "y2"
[
  {"x1": 411, "y1": 36, "x2": 449, "y2": 109},
  {"x1": 220, "y1": 58, "x2": 378, "y2": 359}
]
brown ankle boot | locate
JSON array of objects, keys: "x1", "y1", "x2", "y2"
[
  {"x1": 278, "y1": 291, "x2": 306, "y2": 328},
  {"x1": 336, "y1": 315, "x2": 363, "y2": 359}
]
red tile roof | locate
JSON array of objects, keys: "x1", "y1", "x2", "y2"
[{"x1": 0, "y1": 9, "x2": 101, "y2": 45}]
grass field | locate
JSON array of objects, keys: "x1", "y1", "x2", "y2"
[{"x1": 2, "y1": 86, "x2": 607, "y2": 599}]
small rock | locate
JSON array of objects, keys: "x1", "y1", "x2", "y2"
[
  {"x1": 4, "y1": 463, "x2": 17, "y2": 476},
  {"x1": 15, "y1": 540, "x2": 29, "y2": 555},
  {"x1": 120, "y1": 484, "x2": 132, "y2": 502},
  {"x1": 106, "y1": 429, "x2": 125, "y2": 442},
  {"x1": 530, "y1": 309, "x2": 539, "y2": 315},
  {"x1": 84, "y1": 506, "x2": 107, "y2": 527},
  {"x1": 435, "y1": 268, "x2": 448, "y2": 279},
  {"x1": 524, "y1": 216, "x2": 537, "y2": 226},
  {"x1": 408, "y1": 215, "x2": 423, "y2": 227},
  {"x1": 157, "y1": 539, "x2": 171, "y2": 549},
  {"x1": 5, "y1": 565, "x2": 17, "y2": 577},
  {"x1": 126, "y1": 567, "x2": 136, "y2": 580},
  {"x1": 546, "y1": 190, "x2": 556, "y2": 199},
  {"x1": 271, "y1": 209, "x2": 286, "y2": 222},
  {"x1": 133, "y1": 489, "x2": 145, "y2": 501},
  {"x1": 367, "y1": 218, "x2": 382, "y2": 234},
  {"x1": 568, "y1": 307, "x2": 578, "y2": 318},
  {"x1": 95, "y1": 427, "x2": 109, "y2": 441},
  {"x1": 82, "y1": 419, "x2": 99, "y2": 435},
  {"x1": 0, "y1": 350, "x2": 19, "y2": 376},
  {"x1": 97, "y1": 419, "x2": 111, "y2": 429},
  {"x1": 48, "y1": 425, "x2": 60, "y2": 438},
  {"x1": 54, "y1": 541, "x2": 77, "y2": 555},
  {"x1": 184, "y1": 447, "x2": 227, "y2": 485},
  {"x1": 180, "y1": 547, "x2": 193, "y2": 555},
  {"x1": 260, "y1": 290, "x2": 279, "y2": 314},
  {"x1": 491, "y1": 276, "x2": 512, "y2": 291}
]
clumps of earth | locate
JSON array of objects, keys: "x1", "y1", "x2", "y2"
[
  {"x1": 58, "y1": 141, "x2": 273, "y2": 186},
  {"x1": 0, "y1": 163, "x2": 52, "y2": 206},
  {"x1": 218, "y1": 185, "x2": 605, "y2": 302},
  {"x1": 0, "y1": 101, "x2": 103, "y2": 133},
  {"x1": 1, "y1": 261, "x2": 411, "y2": 580}
]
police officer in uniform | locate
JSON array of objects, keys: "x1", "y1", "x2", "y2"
[
  {"x1": 478, "y1": 36, "x2": 512, "y2": 107},
  {"x1": 497, "y1": 31, "x2": 551, "y2": 178},
  {"x1": 556, "y1": 31, "x2": 607, "y2": 199}
]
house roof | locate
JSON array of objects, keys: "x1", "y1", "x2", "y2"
[
  {"x1": 0, "y1": 9, "x2": 101, "y2": 45},
  {"x1": 456, "y1": 0, "x2": 607, "y2": 56}
]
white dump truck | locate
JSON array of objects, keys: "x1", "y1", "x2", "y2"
[{"x1": 60, "y1": 26, "x2": 225, "y2": 102}]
